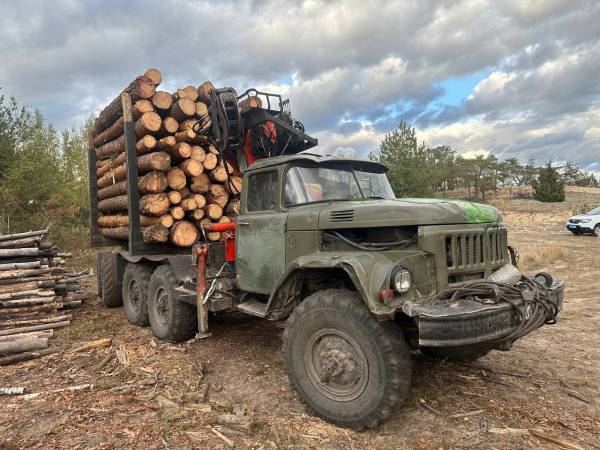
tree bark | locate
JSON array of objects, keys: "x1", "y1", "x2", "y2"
[
  {"x1": 0, "y1": 248, "x2": 40, "y2": 258},
  {"x1": 175, "y1": 129, "x2": 196, "y2": 143},
  {"x1": 197, "y1": 81, "x2": 214, "y2": 105},
  {"x1": 0, "y1": 229, "x2": 48, "y2": 242},
  {"x1": 96, "y1": 134, "x2": 125, "y2": 159},
  {"x1": 97, "y1": 181, "x2": 128, "y2": 200},
  {"x1": 0, "y1": 237, "x2": 41, "y2": 249},
  {"x1": 92, "y1": 75, "x2": 156, "y2": 136},
  {"x1": 0, "y1": 348, "x2": 59, "y2": 366},
  {"x1": 97, "y1": 215, "x2": 164, "y2": 228},
  {"x1": 167, "y1": 168, "x2": 187, "y2": 190},
  {"x1": 170, "y1": 221, "x2": 199, "y2": 247},
  {"x1": 190, "y1": 173, "x2": 210, "y2": 193},
  {"x1": 180, "y1": 159, "x2": 203, "y2": 177},
  {"x1": 93, "y1": 116, "x2": 124, "y2": 147},
  {"x1": 0, "y1": 321, "x2": 70, "y2": 337},
  {"x1": 142, "y1": 224, "x2": 169, "y2": 243},
  {"x1": 170, "y1": 97, "x2": 195, "y2": 120},
  {"x1": 139, "y1": 170, "x2": 168, "y2": 194},
  {"x1": 137, "y1": 151, "x2": 171, "y2": 173},
  {"x1": 225, "y1": 201, "x2": 240, "y2": 216},
  {"x1": 97, "y1": 195, "x2": 128, "y2": 213},
  {"x1": 134, "y1": 111, "x2": 162, "y2": 137},
  {"x1": 0, "y1": 261, "x2": 41, "y2": 271},
  {"x1": 139, "y1": 193, "x2": 170, "y2": 216}
]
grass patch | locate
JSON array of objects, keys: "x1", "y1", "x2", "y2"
[{"x1": 519, "y1": 245, "x2": 571, "y2": 272}]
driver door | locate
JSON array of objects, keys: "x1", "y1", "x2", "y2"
[{"x1": 236, "y1": 169, "x2": 287, "y2": 294}]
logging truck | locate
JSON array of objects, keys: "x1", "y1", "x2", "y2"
[{"x1": 90, "y1": 77, "x2": 564, "y2": 429}]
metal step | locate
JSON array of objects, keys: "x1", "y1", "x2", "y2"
[{"x1": 236, "y1": 299, "x2": 269, "y2": 317}]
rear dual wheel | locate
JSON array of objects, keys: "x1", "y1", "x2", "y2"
[{"x1": 122, "y1": 263, "x2": 153, "y2": 326}]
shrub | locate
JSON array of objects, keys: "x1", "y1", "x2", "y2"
[{"x1": 532, "y1": 162, "x2": 565, "y2": 202}]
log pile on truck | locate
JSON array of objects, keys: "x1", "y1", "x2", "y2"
[
  {"x1": 89, "y1": 68, "x2": 241, "y2": 247},
  {"x1": 0, "y1": 229, "x2": 91, "y2": 366}
]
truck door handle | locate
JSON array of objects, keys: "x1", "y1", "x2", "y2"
[{"x1": 237, "y1": 221, "x2": 250, "y2": 226}]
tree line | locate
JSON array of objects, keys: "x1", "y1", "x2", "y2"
[
  {"x1": 0, "y1": 92, "x2": 89, "y2": 234},
  {"x1": 371, "y1": 121, "x2": 599, "y2": 200}
]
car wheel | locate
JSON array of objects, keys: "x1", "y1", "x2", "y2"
[
  {"x1": 122, "y1": 263, "x2": 153, "y2": 326},
  {"x1": 147, "y1": 265, "x2": 197, "y2": 342},
  {"x1": 594, "y1": 224, "x2": 600, "y2": 236},
  {"x1": 282, "y1": 289, "x2": 412, "y2": 430}
]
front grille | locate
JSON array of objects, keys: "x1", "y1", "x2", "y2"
[
  {"x1": 570, "y1": 219, "x2": 581, "y2": 224},
  {"x1": 446, "y1": 228, "x2": 507, "y2": 272}
]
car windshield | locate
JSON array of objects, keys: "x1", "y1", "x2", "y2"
[
  {"x1": 284, "y1": 165, "x2": 395, "y2": 206},
  {"x1": 586, "y1": 206, "x2": 600, "y2": 215}
]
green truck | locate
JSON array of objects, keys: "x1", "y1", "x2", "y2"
[{"x1": 93, "y1": 89, "x2": 564, "y2": 429}]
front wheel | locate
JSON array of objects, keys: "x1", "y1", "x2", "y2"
[
  {"x1": 594, "y1": 224, "x2": 600, "y2": 236},
  {"x1": 281, "y1": 289, "x2": 412, "y2": 430}
]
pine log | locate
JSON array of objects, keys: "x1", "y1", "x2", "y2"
[
  {"x1": 139, "y1": 170, "x2": 168, "y2": 194},
  {"x1": 239, "y1": 96, "x2": 262, "y2": 113},
  {"x1": 136, "y1": 135, "x2": 157, "y2": 154},
  {"x1": 203, "y1": 153, "x2": 218, "y2": 171},
  {"x1": 0, "y1": 304, "x2": 56, "y2": 316},
  {"x1": 93, "y1": 116, "x2": 124, "y2": 147},
  {"x1": 190, "y1": 173, "x2": 210, "y2": 193},
  {"x1": 226, "y1": 176, "x2": 243, "y2": 195},
  {"x1": 167, "y1": 168, "x2": 187, "y2": 190},
  {"x1": 170, "y1": 98, "x2": 195, "y2": 121},
  {"x1": 0, "y1": 267, "x2": 62, "y2": 281},
  {"x1": 207, "y1": 144, "x2": 219, "y2": 154},
  {"x1": 160, "y1": 214, "x2": 174, "y2": 228},
  {"x1": 0, "y1": 321, "x2": 69, "y2": 337},
  {"x1": 151, "y1": 91, "x2": 173, "y2": 113},
  {"x1": 168, "y1": 191, "x2": 182, "y2": 205},
  {"x1": 0, "y1": 314, "x2": 71, "y2": 329},
  {"x1": 178, "y1": 187, "x2": 191, "y2": 198},
  {"x1": 142, "y1": 224, "x2": 169, "y2": 243},
  {"x1": 0, "y1": 348, "x2": 59, "y2": 366},
  {"x1": 190, "y1": 146, "x2": 206, "y2": 162},
  {"x1": 99, "y1": 225, "x2": 168, "y2": 243},
  {"x1": 0, "y1": 261, "x2": 41, "y2": 271},
  {"x1": 160, "y1": 117, "x2": 179, "y2": 135},
  {"x1": 170, "y1": 221, "x2": 199, "y2": 247},
  {"x1": 192, "y1": 194, "x2": 206, "y2": 209},
  {"x1": 96, "y1": 134, "x2": 125, "y2": 159},
  {"x1": 98, "y1": 195, "x2": 128, "y2": 213},
  {"x1": 0, "y1": 330, "x2": 53, "y2": 342},
  {"x1": 197, "y1": 81, "x2": 214, "y2": 105},
  {"x1": 225, "y1": 201, "x2": 240, "y2": 216},
  {"x1": 97, "y1": 215, "x2": 164, "y2": 228},
  {"x1": 191, "y1": 209, "x2": 204, "y2": 220},
  {"x1": 204, "y1": 204, "x2": 223, "y2": 220},
  {"x1": 98, "y1": 152, "x2": 171, "y2": 188},
  {"x1": 210, "y1": 166, "x2": 228, "y2": 183},
  {"x1": 0, "y1": 237, "x2": 41, "y2": 249},
  {"x1": 179, "y1": 119, "x2": 197, "y2": 132},
  {"x1": 208, "y1": 184, "x2": 230, "y2": 208},
  {"x1": 97, "y1": 181, "x2": 128, "y2": 200},
  {"x1": 0, "y1": 282, "x2": 54, "y2": 295},
  {"x1": 0, "y1": 229, "x2": 47, "y2": 242},
  {"x1": 170, "y1": 207, "x2": 185, "y2": 220},
  {"x1": 92, "y1": 75, "x2": 155, "y2": 136},
  {"x1": 180, "y1": 159, "x2": 203, "y2": 177},
  {"x1": 144, "y1": 68, "x2": 162, "y2": 86},
  {"x1": 180, "y1": 198, "x2": 197, "y2": 211},
  {"x1": 158, "y1": 136, "x2": 176, "y2": 150},
  {"x1": 133, "y1": 99, "x2": 155, "y2": 119},
  {"x1": 175, "y1": 129, "x2": 195, "y2": 143},
  {"x1": 195, "y1": 102, "x2": 208, "y2": 117},
  {"x1": 134, "y1": 111, "x2": 162, "y2": 137},
  {"x1": 139, "y1": 193, "x2": 170, "y2": 216},
  {"x1": 0, "y1": 248, "x2": 40, "y2": 258},
  {"x1": 218, "y1": 216, "x2": 231, "y2": 224},
  {"x1": 170, "y1": 142, "x2": 192, "y2": 159},
  {"x1": 176, "y1": 86, "x2": 199, "y2": 101}
]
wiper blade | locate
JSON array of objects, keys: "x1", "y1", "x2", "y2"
[{"x1": 365, "y1": 195, "x2": 385, "y2": 200}]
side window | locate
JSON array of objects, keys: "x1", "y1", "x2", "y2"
[{"x1": 247, "y1": 170, "x2": 279, "y2": 212}]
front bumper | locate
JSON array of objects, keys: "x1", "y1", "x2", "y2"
[
  {"x1": 566, "y1": 223, "x2": 593, "y2": 232},
  {"x1": 402, "y1": 278, "x2": 564, "y2": 348}
]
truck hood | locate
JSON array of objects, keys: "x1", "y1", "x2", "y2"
[{"x1": 312, "y1": 198, "x2": 500, "y2": 230}]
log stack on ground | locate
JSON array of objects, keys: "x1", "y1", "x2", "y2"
[
  {"x1": 90, "y1": 68, "x2": 242, "y2": 248},
  {"x1": 0, "y1": 228, "x2": 93, "y2": 366}
]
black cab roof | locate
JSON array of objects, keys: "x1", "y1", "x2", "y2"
[{"x1": 246, "y1": 152, "x2": 389, "y2": 172}]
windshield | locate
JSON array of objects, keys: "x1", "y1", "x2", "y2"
[
  {"x1": 284, "y1": 165, "x2": 395, "y2": 206},
  {"x1": 586, "y1": 206, "x2": 600, "y2": 215}
]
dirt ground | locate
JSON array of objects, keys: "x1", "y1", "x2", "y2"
[{"x1": 1, "y1": 187, "x2": 599, "y2": 449}]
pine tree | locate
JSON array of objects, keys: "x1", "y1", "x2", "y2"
[{"x1": 532, "y1": 162, "x2": 565, "y2": 202}]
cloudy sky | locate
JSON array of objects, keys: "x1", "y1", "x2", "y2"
[{"x1": 1, "y1": 0, "x2": 599, "y2": 170}]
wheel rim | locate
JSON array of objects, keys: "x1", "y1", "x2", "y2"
[
  {"x1": 127, "y1": 279, "x2": 141, "y2": 313},
  {"x1": 304, "y1": 327, "x2": 369, "y2": 402},
  {"x1": 154, "y1": 287, "x2": 169, "y2": 327}
]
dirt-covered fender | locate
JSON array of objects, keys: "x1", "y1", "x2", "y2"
[{"x1": 266, "y1": 252, "x2": 396, "y2": 318}]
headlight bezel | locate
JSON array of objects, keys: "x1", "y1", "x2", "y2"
[{"x1": 390, "y1": 265, "x2": 412, "y2": 294}]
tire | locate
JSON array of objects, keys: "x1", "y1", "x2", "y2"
[
  {"x1": 96, "y1": 255, "x2": 103, "y2": 297},
  {"x1": 122, "y1": 263, "x2": 153, "y2": 326},
  {"x1": 147, "y1": 265, "x2": 197, "y2": 342},
  {"x1": 99, "y1": 253, "x2": 122, "y2": 308},
  {"x1": 421, "y1": 346, "x2": 491, "y2": 362},
  {"x1": 282, "y1": 289, "x2": 412, "y2": 430},
  {"x1": 594, "y1": 224, "x2": 600, "y2": 236}
]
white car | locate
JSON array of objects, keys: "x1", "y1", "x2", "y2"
[{"x1": 566, "y1": 206, "x2": 600, "y2": 235}]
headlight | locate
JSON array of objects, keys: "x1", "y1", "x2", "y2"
[
  {"x1": 580, "y1": 218, "x2": 591, "y2": 223},
  {"x1": 390, "y1": 266, "x2": 412, "y2": 294}
]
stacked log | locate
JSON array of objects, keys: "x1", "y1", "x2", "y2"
[
  {"x1": 90, "y1": 68, "x2": 242, "y2": 247},
  {"x1": 0, "y1": 229, "x2": 92, "y2": 366}
]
